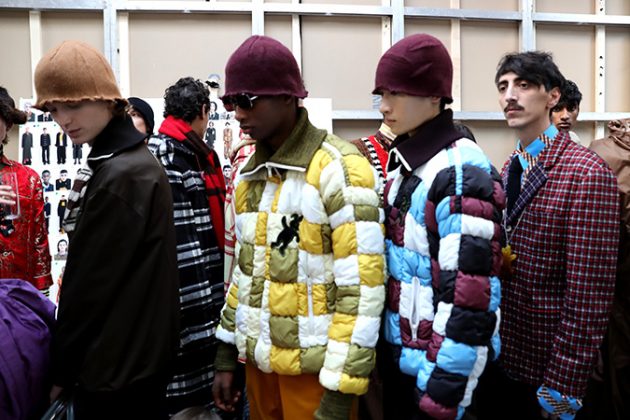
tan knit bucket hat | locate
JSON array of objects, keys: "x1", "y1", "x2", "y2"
[{"x1": 34, "y1": 40, "x2": 125, "y2": 110}]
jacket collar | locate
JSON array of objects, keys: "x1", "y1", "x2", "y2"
[
  {"x1": 240, "y1": 107, "x2": 327, "y2": 176},
  {"x1": 503, "y1": 129, "x2": 572, "y2": 226},
  {"x1": 386, "y1": 109, "x2": 462, "y2": 173},
  {"x1": 535, "y1": 128, "x2": 571, "y2": 171},
  {"x1": 88, "y1": 115, "x2": 146, "y2": 165}
]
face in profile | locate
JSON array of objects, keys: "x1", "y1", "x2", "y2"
[
  {"x1": 377, "y1": 90, "x2": 440, "y2": 136},
  {"x1": 47, "y1": 100, "x2": 113, "y2": 145},
  {"x1": 128, "y1": 106, "x2": 148, "y2": 135}
]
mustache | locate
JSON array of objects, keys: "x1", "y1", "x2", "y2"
[{"x1": 504, "y1": 104, "x2": 524, "y2": 112}]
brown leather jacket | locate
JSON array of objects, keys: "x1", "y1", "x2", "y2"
[{"x1": 589, "y1": 118, "x2": 630, "y2": 369}]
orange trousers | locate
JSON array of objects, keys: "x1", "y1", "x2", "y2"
[{"x1": 245, "y1": 363, "x2": 358, "y2": 420}]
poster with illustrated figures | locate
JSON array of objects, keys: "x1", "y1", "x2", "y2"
[
  {"x1": 18, "y1": 90, "x2": 243, "y2": 304},
  {"x1": 18, "y1": 78, "x2": 330, "y2": 305},
  {"x1": 19, "y1": 98, "x2": 89, "y2": 304}
]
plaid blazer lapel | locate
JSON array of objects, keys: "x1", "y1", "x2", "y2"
[
  {"x1": 502, "y1": 131, "x2": 570, "y2": 226},
  {"x1": 506, "y1": 164, "x2": 547, "y2": 226}
]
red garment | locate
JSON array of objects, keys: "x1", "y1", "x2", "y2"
[
  {"x1": 350, "y1": 123, "x2": 394, "y2": 184},
  {"x1": 159, "y1": 115, "x2": 226, "y2": 249},
  {"x1": 0, "y1": 155, "x2": 52, "y2": 290},
  {"x1": 224, "y1": 138, "x2": 256, "y2": 291}
]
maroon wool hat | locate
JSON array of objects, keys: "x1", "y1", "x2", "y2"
[
  {"x1": 373, "y1": 33, "x2": 453, "y2": 103},
  {"x1": 223, "y1": 36, "x2": 308, "y2": 99}
]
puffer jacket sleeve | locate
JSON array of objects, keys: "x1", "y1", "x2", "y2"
[
  {"x1": 418, "y1": 143, "x2": 505, "y2": 419},
  {"x1": 313, "y1": 138, "x2": 386, "y2": 396}
]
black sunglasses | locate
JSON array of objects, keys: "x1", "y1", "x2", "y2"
[{"x1": 221, "y1": 93, "x2": 259, "y2": 112}]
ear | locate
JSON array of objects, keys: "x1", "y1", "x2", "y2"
[
  {"x1": 282, "y1": 95, "x2": 298, "y2": 107},
  {"x1": 430, "y1": 96, "x2": 441, "y2": 104},
  {"x1": 547, "y1": 86, "x2": 561, "y2": 109}
]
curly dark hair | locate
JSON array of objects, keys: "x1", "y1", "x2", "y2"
[
  {"x1": 495, "y1": 51, "x2": 565, "y2": 93},
  {"x1": 0, "y1": 86, "x2": 27, "y2": 125},
  {"x1": 555, "y1": 79, "x2": 582, "y2": 110},
  {"x1": 0, "y1": 86, "x2": 27, "y2": 145},
  {"x1": 163, "y1": 77, "x2": 210, "y2": 123}
]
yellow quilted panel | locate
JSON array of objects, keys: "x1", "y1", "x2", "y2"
[
  {"x1": 305, "y1": 150, "x2": 332, "y2": 189},
  {"x1": 296, "y1": 282, "x2": 309, "y2": 317},
  {"x1": 343, "y1": 155, "x2": 375, "y2": 189},
  {"x1": 311, "y1": 284, "x2": 328, "y2": 315},
  {"x1": 358, "y1": 254, "x2": 384, "y2": 287},
  {"x1": 331, "y1": 223, "x2": 357, "y2": 259},
  {"x1": 268, "y1": 282, "x2": 298, "y2": 316},
  {"x1": 299, "y1": 220, "x2": 323, "y2": 254},
  {"x1": 255, "y1": 212, "x2": 268, "y2": 247},
  {"x1": 235, "y1": 181, "x2": 250, "y2": 214},
  {"x1": 328, "y1": 313, "x2": 357, "y2": 343},
  {"x1": 226, "y1": 284, "x2": 239, "y2": 308},
  {"x1": 339, "y1": 373, "x2": 369, "y2": 395},
  {"x1": 270, "y1": 346, "x2": 301, "y2": 375}
]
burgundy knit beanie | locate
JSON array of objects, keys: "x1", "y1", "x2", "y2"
[
  {"x1": 223, "y1": 36, "x2": 308, "y2": 99},
  {"x1": 373, "y1": 33, "x2": 453, "y2": 103}
]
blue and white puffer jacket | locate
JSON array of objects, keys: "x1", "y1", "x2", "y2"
[{"x1": 383, "y1": 111, "x2": 505, "y2": 419}]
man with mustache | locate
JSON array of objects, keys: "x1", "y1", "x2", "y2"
[{"x1": 475, "y1": 51, "x2": 619, "y2": 420}]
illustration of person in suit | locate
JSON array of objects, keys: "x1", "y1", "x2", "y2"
[
  {"x1": 37, "y1": 111, "x2": 52, "y2": 122},
  {"x1": 55, "y1": 131, "x2": 67, "y2": 164},
  {"x1": 205, "y1": 121, "x2": 216, "y2": 149},
  {"x1": 72, "y1": 143, "x2": 83, "y2": 165},
  {"x1": 41, "y1": 169, "x2": 54, "y2": 192},
  {"x1": 21, "y1": 126, "x2": 33, "y2": 165},
  {"x1": 209, "y1": 101, "x2": 219, "y2": 120},
  {"x1": 57, "y1": 195, "x2": 67, "y2": 233},
  {"x1": 44, "y1": 196, "x2": 51, "y2": 230},
  {"x1": 40, "y1": 127, "x2": 51, "y2": 164},
  {"x1": 55, "y1": 169, "x2": 71, "y2": 191}
]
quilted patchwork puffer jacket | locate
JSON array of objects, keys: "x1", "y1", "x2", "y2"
[{"x1": 217, "y1": 108, "x2": 386, "y2": 396}]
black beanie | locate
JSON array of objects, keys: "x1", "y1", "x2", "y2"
[{"x1": 128, "y1": 97, "x2": 155, "y2": 134}]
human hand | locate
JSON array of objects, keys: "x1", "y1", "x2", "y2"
[
  {"x1": 0, "y1": 185, "x2": 16, "y2": 206},
  {"x1": 212, "y1": 371, "x2": 241, "y2": 412},
  {"x1": 50, "y1": 385, "x2": 63, "y2": 402}
]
